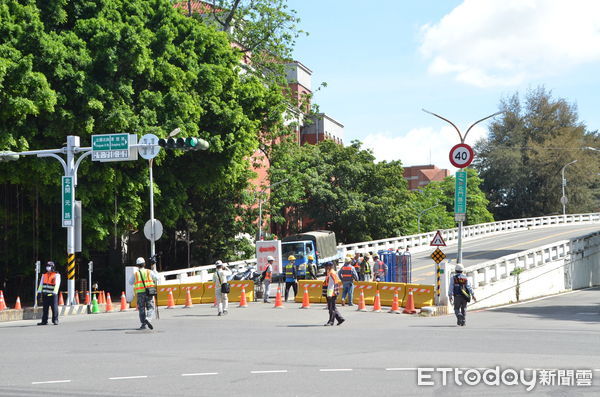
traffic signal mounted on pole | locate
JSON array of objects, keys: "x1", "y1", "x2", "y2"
[
  {"x1": 158, "y1": 137, "x2": 209, "y2": 151},
  {"x1": 0, "y1": 151, "x2": 20, "y2": 162}
]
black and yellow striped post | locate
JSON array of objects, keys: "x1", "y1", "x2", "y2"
[
  {"x1": 67, "y1": 253, "x2": 75, "y2": 304},
  {"x1": 436, "y1": 263, "x2": 441, "y2": 302}
]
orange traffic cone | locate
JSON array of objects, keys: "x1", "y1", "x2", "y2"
[
  {"x1": 166, "y1": 290, "x2": 175, "y2": 309},
  {"x1": 273, "y1": 287, "x2": 284, "y2": 309},
  {"x1": 403, "y1": 290, "x2": 417, "y2": 314},
  {"x1": 14, "y1": 296, "x2": 22, "y2": 310},
  {"x1": 389, "y1": 290, "x2": 400, "y2": 314},
  {"x1": 120, "y1": 291, "x2": 127, "y2": 312},
  {"x1": 58, "y1": 292, "x2": 64, "y2": 306},
  {"x1": 239, "y1": 287, "x2": 249, "y2": 308},
  {"x1": 300, "y1": 285, "x2": 310, "y2": 309},
  {"x1": 184, "y1": 288, "x2": 193, "y2": 308},
  {"x1": 0, "y1": 290, "x2": 6, "y2": 311},
  {"x1": 99, "y1": 291, "x2": 106, "y2": 304},
  {"x1": 85, "y1": 291, "x2": 90, "y2": 305},
  {"x1": 372, "y1": 291, "x2": 382, "y2": 313},
  {"x1": 105, "y1": 293, "x2": 114, "y2": 312},
  {"x1": 357, "y1": 290, "x2": 367, "y2": 312},
  {"x1": 75, "y1": 291, "x2": 80, "y2": 305}
]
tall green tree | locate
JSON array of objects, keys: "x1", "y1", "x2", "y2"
[{"x1": 474, "y1": 87, "x2": 599, "y2": 220}]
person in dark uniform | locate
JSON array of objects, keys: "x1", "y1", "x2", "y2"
[
  {"x1": 449, "y1": 264, "x2": 476, "y2": 326},
  {"x1": 37, "y1": 261, "x2": 61, "y2": 326}
]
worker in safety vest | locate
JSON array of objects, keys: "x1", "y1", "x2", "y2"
[
  {"x1": 37, "y1": 261, "x2": 61, "y2": 326},
  {"x1": 128, "y1": 257, "x2": 158, "y2": 330},
  {"x1": 373, "y1": 255, "x2": 387, "y2": 282},
  {"x1": 306, "y1": 255, "x2": 318, "y2": 280},
  {"x1": 449, "y1": 264, "x2": 476, "y2": 326},
  {"x1": 284, "y1": 255, "x2": 298, "y2": 302},
  {"x1": 261, "y1": 256, "x2": 274, "y2": 303},
  {"x1": 324, "y1": 262, "x2": 344, "y2": 326},
  {"x1": 338, "y1": 257, "x2": 358, "y2": 306},
  {"x1": 360, "y1": 255, "x2": 372, "y2": 282},
  {"x1": 351, "y1": 254, "x2": 362, "y2": 281}
]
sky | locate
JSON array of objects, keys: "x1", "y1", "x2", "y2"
[{"x1": 288, "y1": 0, "x2": 600, "y2": 172}]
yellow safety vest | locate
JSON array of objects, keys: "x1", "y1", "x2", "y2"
[{"x1": 134, "y1": 269, "x2": 156, "y2": 293}]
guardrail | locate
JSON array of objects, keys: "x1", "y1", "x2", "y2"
[{"x1": 158, "y1": 213, "x2": 600, "y2": 283}]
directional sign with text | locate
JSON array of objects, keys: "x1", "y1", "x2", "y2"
[
  {"x1": 454, "y1": 170, "x2": 467, "y2": 215},
  {"x1": 92, "y1": 134, "x2": 137, "y2": 162},
  {"x1": 62, "y1": 176, "x2": 73, "y2": 227}
]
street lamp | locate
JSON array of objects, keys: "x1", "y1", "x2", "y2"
[
  {"x1": 560, "y1": 159, "x2": 577, "y2": 216},
  {"x1": 257, "y1": 178, "x2": 289, "y2": 240},
  {"x1": 584, "y1": 146, "x2": 599, "y2": 152},
  {"x1": 417, "y1": 201, "x2": 440, "y2": 234}
]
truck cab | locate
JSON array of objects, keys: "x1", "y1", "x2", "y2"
[{"x1": 280, "y1": 231, "x2": 340, "y2": 278}]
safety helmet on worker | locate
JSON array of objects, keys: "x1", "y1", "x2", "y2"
[
  {"x1": 344, "y1": 257, "x2": 351, "y2": 263},
  {"x1": 135, "y1": 257, "x2": 145, "y2": 265},
  {"x1": 455, "y1": 264, "x2": 464, "y2": 272},
  {"x1": 307, "y1": 255, "x2": 314, "y2": 261},
  {"x1": 46, "y1": 261, "x2": 55, "y2": 271},
  {"x1": 288, "y1": 255, "x2": 296, "y2": 261},
  {"x1": 266, "y1": 256, "x2": 274, "y2": 262}
]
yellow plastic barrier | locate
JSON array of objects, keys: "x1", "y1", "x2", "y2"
[
  {"x1": 176, "y1": 283, "x2": 204, "y2": 305},
  {"x1": 201, "y1": 282, "x2": 216, "y2": 304},
  {"x1": 405, "y1": 283, "x2": 435, "y2": 308},
  {"x1": 228, "y1": 281, "x2": 254, "y2": 302},
  {"x1": 296, "y1": 280, "x2": 323, "y2": 303},
  {"x1": 352, "y1": 281, "x2": 378, "y2": 305},
  {"x1": 377, "y1": 282, "x2": 406, "y2": 307},
  {"x1": 156, "y1": 285, "x2": 182, "y2": 307}
]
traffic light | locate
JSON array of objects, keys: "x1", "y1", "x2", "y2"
[
  {"x1": 0, "y1": 151, "x2": 20, "y2": 162},
  {"x1": 158, "y1": 137, "x2": 209, "y2": 151}
]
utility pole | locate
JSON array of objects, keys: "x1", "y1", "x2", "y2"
[{"x1": 561, "y1": 160, "x2": 577, "y2": 216}]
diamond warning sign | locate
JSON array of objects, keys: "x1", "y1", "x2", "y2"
[
  {"x1": 430, "y1": 230, "x2": 446, "y2": 247},
  {"x1": 431, "y1": 248, "x2": 446, "y2": 264}
]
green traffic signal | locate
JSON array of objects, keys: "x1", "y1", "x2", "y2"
[{"x1": 158, "y1": 137, "x2": 209, "y2": 151}]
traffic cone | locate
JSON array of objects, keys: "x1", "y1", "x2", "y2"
[
  {"x1": 120, "y1": 291, "x2": 127, "y2": 312},
  {"x1": 0, "y1": 291, "x2": 6, "y2": 311},
  {"x1": 300, "y1": 285, "x2": 310, "y2": 309},
  {"x1": 357, "y1": 290, "x2": 367, "y2": 312},
  {"x1": 273, "y1": 287, "x2": 284, "y2": 309},
  {"x1": 184, "y1": 287, "x2": 193, "y2": 308},
  {"x1": 91, "y1": 296, "x2": 100, "y2": 313},
  {"x1": 85, "y1": 291, "x2": 90, "y2": 305},
  {"x1": 238, "y1": 287, "x2": 249, "y2": 308},
  {"x1": 99, "y1": 291, "x2": 105, "y2": 304},
  {"x1": 389, "y1": 290, "x2": 400, "y2": 314},
  {"x1": 75, "y1": 291, "x2": 80, "y2": 305},
  {"x1": 58, "y1": 292, "x2": 64, "y2": 306},
  {"x1": 14, "y1": 296, "x2": 22, "y2": 310},
  {"x1": 403, "y1": 290, "x2": 417, "y2": 314},
  {"x1": 372, "y1": 291, "x2": 382, "y2": 313},
  {"x1": 105, "y1": 293, "x2": 114, "y2": 312},
  {"x1": 166, "y1": 290, "x2": 175, "y2": 309}
]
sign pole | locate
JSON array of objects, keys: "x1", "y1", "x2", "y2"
[
  {"x1": 148, "y1": 158, "x2": 156, "y2": 266},
  {"x1": 66, "y1": 136, "x2": 78, "y2": 305}
]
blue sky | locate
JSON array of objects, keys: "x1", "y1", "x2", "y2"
[{"x1": 288, "y1": 0, "x2": 600, "y2": 171}]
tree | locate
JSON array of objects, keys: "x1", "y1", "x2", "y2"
[
  {"x1": 0, "y1": 0, "x2": 287, "y2": 297},
  {"x1": 474, "y1": 87, "x2": 599, "y2": 220}
]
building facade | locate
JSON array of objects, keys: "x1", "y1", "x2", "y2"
[{"x1": 403, "y1": 165, "x2": 450, "y2": 191}]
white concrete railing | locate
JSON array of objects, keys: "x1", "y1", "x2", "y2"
[{"x1": 158, "y1": 213, "x2": 600, "y2": 282}]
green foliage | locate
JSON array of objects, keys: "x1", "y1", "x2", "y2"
[{"x1": 474, "y1": 87, "x2": 600, "y2": 219}]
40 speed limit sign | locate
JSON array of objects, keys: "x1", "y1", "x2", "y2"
[{"x1": 449, "y1": 143, "x2": 474, "y2": 168}]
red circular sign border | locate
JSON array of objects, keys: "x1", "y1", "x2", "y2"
[{"x1": 449, "y1": 143, "x2": 474, "y2": 168}]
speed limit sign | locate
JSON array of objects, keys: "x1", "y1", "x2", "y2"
[{"x1": 449, "y1": 143, "x2": 474, "y2": 168}]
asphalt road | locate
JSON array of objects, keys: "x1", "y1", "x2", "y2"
[
  {"x1": 410, "y1": 224, "x2": 600, "y2": 284},
  {"x1": 1, "y1": 287, "x2": 599, "y2": 396}
]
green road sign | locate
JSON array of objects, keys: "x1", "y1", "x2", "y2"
[
  {"x1": 454, "y1": 170, "x2": 467, "y2": 214},
  {"x1": 91, "y1": 133, "x2": 130, "y2": 161},
  {"x1": 62, "y1": 176, "x2": 73, "y2": 227}
]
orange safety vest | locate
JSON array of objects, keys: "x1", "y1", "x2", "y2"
[
  {"x1": 134, "y1": 269, "x2": 156, "y2": 293},
  {"x1": 264, "y1": 264, "x2": 272, "y2": 281},
  {"x1": 339, "y1": 265, "x2": 355, "y2": 281},
  {"x1": 41, "y1": 272, "x2": 57, "y2": 294}
]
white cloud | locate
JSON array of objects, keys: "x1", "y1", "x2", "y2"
[
  {"x1": 420, "y1": 0, "x2": 600, "y2": 87},
  {"x1": 362, "y1": 125, "x2": 487, "y2": 172}
]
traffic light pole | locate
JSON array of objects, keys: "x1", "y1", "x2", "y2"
[{"x1": 148, "y1": 158, "x2": 156, "y2": 262}]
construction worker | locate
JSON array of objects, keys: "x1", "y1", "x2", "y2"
[
  {"x1": 449, "y1": 264, "x2": 476, "y2": 326},
  {"x1": 306, "y1": 255, "x2": 318, "y2": 280},
  {"x1": 373, "y1": 254, "x2": 387, "y2": 282},
  {"x1": 360, "y1": 255, "x2": 372, "y2": 282},
  {"x1": 261, "y1": 256, "x2": 274, "y2": 303},
  {"x1": 37, "y1": 261, "x2": 61, "y2": 326},
  {"x1": 324, "y1": 262, "x2": 344, "y2": 326},
  {"x1": 284, "y1": 255, "x2": 298, "y2": 302},
  {"x1": 214, "y1": 261, "x2": 230, "y2": 316},
  {"x1": 338, "y1": 257, "x2": 358, "y2": 306},
  {"x1": 351, "y1": 254, "x2": 362, "y2": 281},
  {"x1": 128, "y1": 257, "x2": 158, "y2": 330}
]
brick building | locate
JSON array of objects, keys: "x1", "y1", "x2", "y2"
[{"x1": 403, "y1": 164, "x2": 450, "y2": 191}]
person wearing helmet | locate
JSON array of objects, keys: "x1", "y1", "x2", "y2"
[
  {"x1": 323, "y1": 262, "x2": 344, "y2": 326},
  {"x1": 284, "y1": 255, "x2": 298, "y2": 302},
  {"x1": 360, "y1": 255, "x2": 372, "y2": 282},
  {"x1": 128, "y1": 257, "x2": 159, "y2": 330},
  {"x1": 213, "y1": 260, "x2": 230, "y2": 316},
  {"x1": 448, "y1": 263, "x2": 476, "y2": 326},
  {"x1": 306, "y1": 255, "x2": 318, "y2": 280},
  {"x1": 261, "y1": 256, "x2": 274, "y2": 303},
  {"x1": 37, "y1": 261, "x2": 61, "y2": 326},
  {"x1": 338, "y1": 257, "x2": 358, "y2": 306}
]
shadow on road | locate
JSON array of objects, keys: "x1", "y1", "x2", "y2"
[
  {"x1": 85, "y1": 328, "x2": 139, "y2": 332},
  {"x1": 463, "y1": 249, "x2": 523, "y2": 260},
  {"x1": 173, "y1": 314, "x2": 215, "y2": 317},
  {"x1": 281, "y1": 324, "x2": 325, "y2": 328},
  {"x1": 491, "y1": 298, "x2": 600, "y2": 324}
]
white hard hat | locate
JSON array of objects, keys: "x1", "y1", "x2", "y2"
[
  {"x1": 215, "y1": 260, "x2": 223, "y2": 265},
  {"x1": 136, "y1": 257, "x2": 145, "y2": 265},
  {"x1": 455, "y1": 263, "x2": 464, "y2": 272},
  {"x1": 266, "y1": 256, "x2": 274, "y2": 261}
]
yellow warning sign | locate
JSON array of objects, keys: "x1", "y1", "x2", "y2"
[
  {"x1": 430, "y1": 230, "x2": 446, "y2": 246},
  {"x1": 431, "y1": 248, "x2": 446, "y2": 264}
]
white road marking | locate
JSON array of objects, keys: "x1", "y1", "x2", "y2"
[
  {"x1": 109, "y1": 376, "x2": 148, "y2": 380},
  {"x1": 250, "y1": 370, "x2": 288, "y2": 374},
  {"x1": 31, "y1": 380, "x2": 71, "y2": 385},
  {"x1": 181, "y1": 372, "x2": 219, "y2": 377},
  {"x1": 385, "y1": 368, "x2": 417, "y2": 371},
  {"x1": 319, "y1": 369, "x2": 353, "y2": 372}
]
